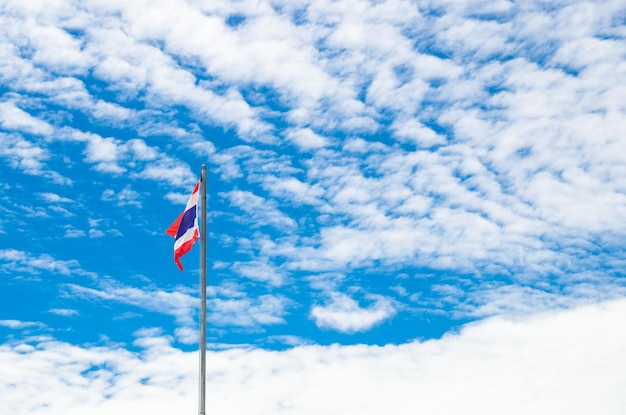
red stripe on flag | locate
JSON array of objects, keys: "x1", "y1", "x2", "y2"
[
  {"x1": 174, "y1": 228, "x2": 199, "y2": 271},
  {"x1": 166, "y1": 212, "x2": 183, "y2": 237}
]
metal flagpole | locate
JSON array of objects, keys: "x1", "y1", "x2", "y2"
[{"x1": 199, "y1": 164, "x2": 207, "y2": 415}]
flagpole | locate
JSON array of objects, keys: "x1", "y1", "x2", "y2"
[{"x1": 199, "y1": 164, "x2": 207, "y2": 415}]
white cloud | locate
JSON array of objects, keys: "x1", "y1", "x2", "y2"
[
  {"x1": 173, "y1": 326, "x2": 198, "y2": 345},
  {"x1": 65, "y1": 281, "x2": 197, "y2": 329},
  {"x1": 0, "y1": 249, "x2": 83, "y2": 276},
  {"x1": 224, "y1": 190, "x2": 297, "y2": 230},
  {"x1": 0, "y1": 0, "x2": 624, "y2": 360},
  {"x1": 48, "y1": 308, "x2": 79, "y2": 317},
  {"x1": 23, "y1": 17, "x2": 93, "y2": 74},
  {"x1": 208, "y1": 293, "x2": 290, "y2": 327},
  {"x1": 0, "y1": 133, "x2": 58, "y2": 181},
  {"x1": 0, "y1": 249, "x2": 27, "y2": 262},
  {"x1": 2, "y1": 298, "x2": 626, "y2": 414},
  {"x1": 0, "y1": 101, "x2": 54, "y2": 135},
  {"x1": 164, "y1": 191, "x2": 192, "y2": 205},
  {"x1": 232, "y1": 260, "x2": 286, "y2": 286},
  {"x1": 125, "y1": 139, "x2": 159, "y2": 161},
  {"x1": 60, "y1": 276, "x2": 286, "y2": 338},
  {"x1": 84, "y1": 136, "x2": 123, "y2": 173},
  {"x1": 286, "y1": 128, "x2": 329, "y2": 149},
  {"x1": 138, "y1": 158, "x2": 197, "y2": 188},
  {"x1": 391, "y1": 118, "x2": 446, "y2": 147},
  {"x1": 37, "y1": 192, "x2": 74, "y2": 204},
  {"x1": 263, "y1": 176, "x2": 324, "y2": 206},
  {"x1": 310, "y1": 291, "x2": 396, "y2": 333},
  {"x1": 101, "y1": 186, "x2": 142, "y2": 208},
  {"x1": 88, "y1": 229, "x2": 105, "y2": 238},
  {"x1": 458, "y1": 281, "x2": 626, "y2": 319},
  {"x1": 64, "y1": 228, "x2": 86, "y2": 238},
  {"x1": 0, "y1": 319, "x2": 45, "y2": 329}
]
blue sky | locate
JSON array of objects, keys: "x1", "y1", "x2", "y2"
[{"x1": 1, "y1": 0, "x2": 626, "y2": 413}]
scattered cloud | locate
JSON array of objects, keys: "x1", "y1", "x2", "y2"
[
  {"x1": 101, "y1": 186, "x2": 142, "y2": 208},
  {"x1": 1, "y1": 1, "x2": 625, "y2": 412},
  {"x1": 311, "y1": 292, "x2": 396, "y2": 333}
]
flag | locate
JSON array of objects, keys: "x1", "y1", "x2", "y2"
[{"x1": 166, "y1": 180, "x2": 200, "y2": 271}]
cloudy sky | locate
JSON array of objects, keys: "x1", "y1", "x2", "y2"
[{"x1": 1, "y1": 0, "x2": 626, "y2": 413}]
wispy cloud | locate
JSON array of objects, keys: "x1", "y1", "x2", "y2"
[
  {"x1": 65, "y1": 281, "x2": 197, "y2": 329},
  {"x1": 0, "y1": 319, "x2": 45, "y2": 329},
  {"x1": 48, "y1": 308, "x2": 79, "y2": 317},
  {"x1": 208, "y1": 294, "x2": 291, "y2": 328},
  {"x1": 0, "y1": 249, "x2": 86, "y2": 277},
  {"x1": 223, "y1": 190, "x2": 298, "y2": 230},
  {"x1": 37, "y1": 192, "x2": 75, "y2": 204}
]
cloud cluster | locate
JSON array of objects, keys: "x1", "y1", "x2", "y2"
[
  {"x1": 1, "y1": 0, "x2": 625, "y2": 337},
  {"x1": 2, "y1": 298, "x2": 626, "y2": 414}
]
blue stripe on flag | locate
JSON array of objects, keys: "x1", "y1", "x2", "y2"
[{"x1": 176, "y1": 206, "x2": 197, "y2": 239}]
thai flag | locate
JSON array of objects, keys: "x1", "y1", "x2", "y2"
[{"x1": 166, "y1": 180, "x2": 200, "y2": 271}]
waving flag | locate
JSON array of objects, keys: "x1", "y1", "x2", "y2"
[{"x1": 166, "y1": 180, "x2": 200, "y2": 271}]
